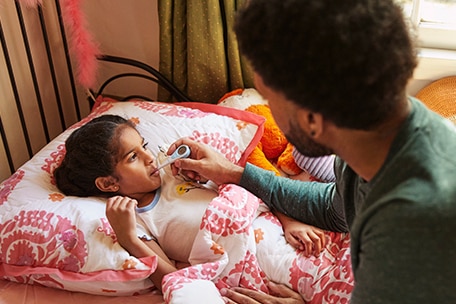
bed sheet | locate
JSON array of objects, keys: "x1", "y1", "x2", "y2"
[
  {"x1": 0, "y1": 279, "x2": 164, "y2": 304},
  {"x1": 0, "y1": 99, "x2": 263, "y2": 297},
  {"x1": 162, "y1": 184, "x2": 353, "y2": 304},
  {"x1": 1, "y1": 96, "x2": 354, "y2": 303}
]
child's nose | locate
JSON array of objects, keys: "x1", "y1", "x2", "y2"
[{"x1": 144, "y1": 150, "x2": 155, "y2": 164}]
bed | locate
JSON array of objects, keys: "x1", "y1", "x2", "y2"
[{"x1": 0, "y1": 52, "x2": 354, "y2": 303}]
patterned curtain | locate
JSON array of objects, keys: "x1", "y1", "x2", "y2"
[{"x1": 158, "y1": 0, "x2": 253, "y2": 103}]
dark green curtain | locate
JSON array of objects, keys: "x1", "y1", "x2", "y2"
[{"x1": 158, "y1": 0, "x2": 253, "y2": 103}]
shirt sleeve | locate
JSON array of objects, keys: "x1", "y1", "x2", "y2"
[{"x1": 240, "y1": 163, "x2": 348, "y2": 232}]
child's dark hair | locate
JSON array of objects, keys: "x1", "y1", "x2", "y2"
[{"x1": 54, "y1": 114, "x2": 136, "y2": 197}]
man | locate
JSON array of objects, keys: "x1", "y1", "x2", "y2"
[{"x1": 169, "y1": 0, "x2": 456, "y2": 303}]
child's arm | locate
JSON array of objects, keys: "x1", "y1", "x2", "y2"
[
  {"x1": 105, "y1": 196, "x2": 177, "y2": 291},
  {"x1": 274, "y1": 210, "x2": 326, "y2": 257}
]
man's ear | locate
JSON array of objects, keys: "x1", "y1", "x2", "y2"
[
  {"x1": 297, "y1": 108, "x2": 324, "y2": 138},
  {"x1": 95, "y1": 176, "x2": 118, "y2": 193}
]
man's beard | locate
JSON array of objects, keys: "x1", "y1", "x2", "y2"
[{"x1": 286, "y1": 119, "x2": 334, "y2": 157}]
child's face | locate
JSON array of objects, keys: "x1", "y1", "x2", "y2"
[{"x1": 112, "y1": 126, "x2": 161, "y2": 200}]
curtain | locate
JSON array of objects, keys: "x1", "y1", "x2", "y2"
[{"x1": 158, "y1": 0, "x2": 253, "y2": 103}]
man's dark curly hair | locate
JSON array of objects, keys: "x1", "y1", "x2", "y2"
[{"x1": 234, "y1": 0, "x2": 417, "y2": 130}]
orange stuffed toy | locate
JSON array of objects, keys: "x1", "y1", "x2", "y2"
[{"x1": 218, "y1": 88, "x2": 302, "y2": 176}]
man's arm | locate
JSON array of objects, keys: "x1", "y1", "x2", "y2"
[
  {"x1": 240, "y1": 163, "x2": 348, "y2": 232},
  {"x1": 168, "y1": 138, "x2": 347, "y2": 232}
]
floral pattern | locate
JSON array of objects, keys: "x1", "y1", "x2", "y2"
[
  {"x1": 135, "y1": 101, "x2": 210, "y2": 118},
  {"x1": 0, "y1": 169, "x2": 24, "y2": 206},
  {"x1": 0, "y1": 210, "x2": 87, "y2": 271},
  {"x1": 162, "y1": 184, "x2": 268, "y2": 303},
  {"x1": 42, "y1": 143, "x2": 66, "y2": 185},
  {"x1": 0, "y1": 99, "x2": 271, "y2": 297},
  {"x1": 190, "y1": 131, "x2": 240, "y2": 164},
  {"x1": 162, "y1": 184, "x2": 354, "y2": 304}
]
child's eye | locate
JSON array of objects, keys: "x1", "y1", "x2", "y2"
[
  {"x1": 143, "y1": 142, "x2": 149, "y2": 151},
  {"x1": 129, "y1": 152, "x2": 138, "y2": 162}
]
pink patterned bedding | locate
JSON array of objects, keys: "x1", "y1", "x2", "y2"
[
  {"x1": 0, "y1": 99, "x2": 263, "y2": 297},
  {"x1": 0, "y1": 98, "x2": 353, "y2": 303},
  {"x1": 162, "y1": 184, "x2": 353, "y2": 303}
]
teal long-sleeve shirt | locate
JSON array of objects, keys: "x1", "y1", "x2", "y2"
[{"x1": 239, "y1": 98, "x2": 456, "y2": 303}]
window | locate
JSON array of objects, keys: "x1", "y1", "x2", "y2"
[
  {"x1": 397, "y1": 0, "x2": 456, "y2": 50},
  {"x1": 396, "y1": 0, "x2": 456, "y2": 83}
]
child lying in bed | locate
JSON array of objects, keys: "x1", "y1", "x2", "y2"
[{"x1": 54, "y1": 114, "x2": 328, "y2": 299}]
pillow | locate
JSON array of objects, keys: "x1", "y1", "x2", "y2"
[{"x1": 0, "y1": 97, "x2": 264, "y2": 296}]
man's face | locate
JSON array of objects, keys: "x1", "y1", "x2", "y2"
[
  {"x1": 253, "y1": 73, "x2": 333, "y2": 158},
  {"x1": 286, "y1": 118, "x2": 333, "y2": 157}
]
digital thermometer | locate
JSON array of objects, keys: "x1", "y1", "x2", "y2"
[{"x1": 153, "y1": 144, "x2": 191, "y2": 173}]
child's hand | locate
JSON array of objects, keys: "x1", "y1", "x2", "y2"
[
  {"x1": 106, "y1": 196, "x2": 177, "y2": 291},
  {"x1": 275, "y1": 211, "x2": 326, "y2": 257},
  {"x1": 105, "y1": 195, "x2": 138, "y2": 244}
]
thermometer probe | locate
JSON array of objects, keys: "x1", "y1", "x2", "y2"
[{"x1": 153, "y1": 145, "x2": 191, "y2": 173}]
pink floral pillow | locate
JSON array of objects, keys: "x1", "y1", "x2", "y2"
[{"x1": 0, "y1": 98, "x2": 264, "y2": 296}]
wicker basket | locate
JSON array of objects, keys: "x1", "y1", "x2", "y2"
[{"x1": 415, "y1": 76, "x2": 456, "y2": 124}]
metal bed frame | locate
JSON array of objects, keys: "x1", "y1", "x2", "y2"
[
  {"x1": 0, "y1": 1, "x2": 190, "y2": 178},
  {"x1": 91, "y1": 55, "x2": 192, "y2": 106}
]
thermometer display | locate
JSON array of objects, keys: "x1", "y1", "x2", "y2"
[{"x1": 153, "y1": 145, "x2": 191, "y2": 173}]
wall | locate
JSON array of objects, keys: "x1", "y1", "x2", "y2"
[
  {"x1": 408, "y1": 48, "x2": 456, "y2": 95},
  {"x1": 0, "y1": 0, "x2": 159, "y2": 182},
  {"x1": 83, "y1": 0, "x2": 160, "y2": 100}
]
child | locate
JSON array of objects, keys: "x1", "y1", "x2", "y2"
[
  {"x1": 55, "y1": 114, "x2": 177, "y2": 290},
  {"x1": 54, "y1": 114, "x2": 326, "y2": 293}
]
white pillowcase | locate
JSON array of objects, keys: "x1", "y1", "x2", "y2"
[{"x1": 0, "y1": 98, "x2": 264, "y2": 296}]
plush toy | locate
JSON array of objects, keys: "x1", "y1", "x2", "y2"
[
  {"x1": 218, "y1": 88, "x2": 302, "y2": 176},
  {"x1": 292, "y1": 148, "x2": 336, "y2": 182}
]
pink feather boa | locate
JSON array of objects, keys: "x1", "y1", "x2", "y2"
[{"x1": 15, "y1": 0, "x2": 100, "y2": 88}]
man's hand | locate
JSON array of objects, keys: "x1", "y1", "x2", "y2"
[
  {"x1": 167, "y1": 138, "x2": 244, "y2": 185},
  {"x1": 221, "y1": 282, "x2": 305, "y2": 304}
]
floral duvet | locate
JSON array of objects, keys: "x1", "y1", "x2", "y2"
[{"x1": 162, "y1": 184, "x2": 353, "y2": 303}]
